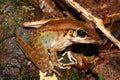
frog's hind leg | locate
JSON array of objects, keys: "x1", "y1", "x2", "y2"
[
  {"x1": 15, "y1": 36, "x2": 35, "y2": 59},
  {"x1": 58, "y1": 51, "x2": 77, "y2": 64},
  {"x1": 30, "y1": 34, "x2": 53, "y2": 72},
  {"x1": 15, "y1": 36, "x2": 50, "y2": 72}
]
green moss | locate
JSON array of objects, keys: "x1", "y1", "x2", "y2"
[
  {"x1": 98, "y1": 76, "x2": 105, "y2": 80},
  {"x1": 0, "y1": 2, "x2": 35, "y2": 36},
  {"x1": 68, "y1": 73, "x2": 80, "y2": 80},
  {"x1": 68, "y1": 68, "x2": 82, "y2": 80}
]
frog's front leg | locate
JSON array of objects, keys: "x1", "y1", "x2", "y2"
[{"x1": 49, "y1": 39, "x2": 74, "y2": 69}]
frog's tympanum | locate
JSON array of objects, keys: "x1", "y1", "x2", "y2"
[{"x1": 15, "y1": 18, "x2": 100, "y2": 74}]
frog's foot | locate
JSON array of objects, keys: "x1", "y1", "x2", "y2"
[
  {"x1": 59, "y1": 62, "x2": 75, "y2": 68},
  {"x1": 58, "y1": 51, "x2": 77, "y2": 65},
  {"x1": 54, "y1": 62, "x2": 74, "y2": 70}
]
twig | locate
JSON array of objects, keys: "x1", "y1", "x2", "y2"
[
  {"x1": 107, "y1": 13, "x2": 120, "y2": 17},
  {"x1": 65, "y1": 0, "x2": 120, "y2": 49}
]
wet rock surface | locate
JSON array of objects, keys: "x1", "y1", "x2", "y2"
[{"x1": 94, "y1": 51, "x2": 120, "y2": 80}]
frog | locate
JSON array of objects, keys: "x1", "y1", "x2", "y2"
[{"x1": 15, "y1": 18, "x2": 100, "y2": 74}]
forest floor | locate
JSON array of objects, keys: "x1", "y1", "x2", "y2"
[{"x1": 0, "y1": 0, "x2": 120, "y2": 80}]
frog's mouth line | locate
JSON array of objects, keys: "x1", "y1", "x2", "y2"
[{"x1": 69, "y1": 38, "x2": 100, "y2": 44}]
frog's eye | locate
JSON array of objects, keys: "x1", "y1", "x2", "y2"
[{"x1": 77, "y1": 30, "x2": 86, "y2": 37}]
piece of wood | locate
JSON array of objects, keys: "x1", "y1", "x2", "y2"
[
  {"x1": 39, "y1": 71, "x2": 57, "y2": 80},
  {"x1": 65, "y1": 0, "x2": 120, "y2": 49}
]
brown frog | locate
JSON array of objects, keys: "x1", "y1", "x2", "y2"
[{"x1": 15, "y1": 18, "x2": 100, "y2": 74}]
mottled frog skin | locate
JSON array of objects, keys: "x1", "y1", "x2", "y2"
[{"x1": 15, "y1": 18, "x2": 100, "y2": 73}]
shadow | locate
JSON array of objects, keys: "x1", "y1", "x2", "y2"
[{"x1": 71, "y1": 44, "x2": 99, "y2": 56}]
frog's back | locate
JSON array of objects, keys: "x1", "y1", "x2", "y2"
[{"x1": 32, "y1": 18, "x2": 85, "y2": 32}]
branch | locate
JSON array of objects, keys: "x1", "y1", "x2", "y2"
[{"x1": 65, "y1": 0, "x2": 120, "y2": 49}]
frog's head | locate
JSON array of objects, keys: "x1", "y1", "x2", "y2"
[{"x1": 67, "y1": 27, "x2": 101, "y2": 45}]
